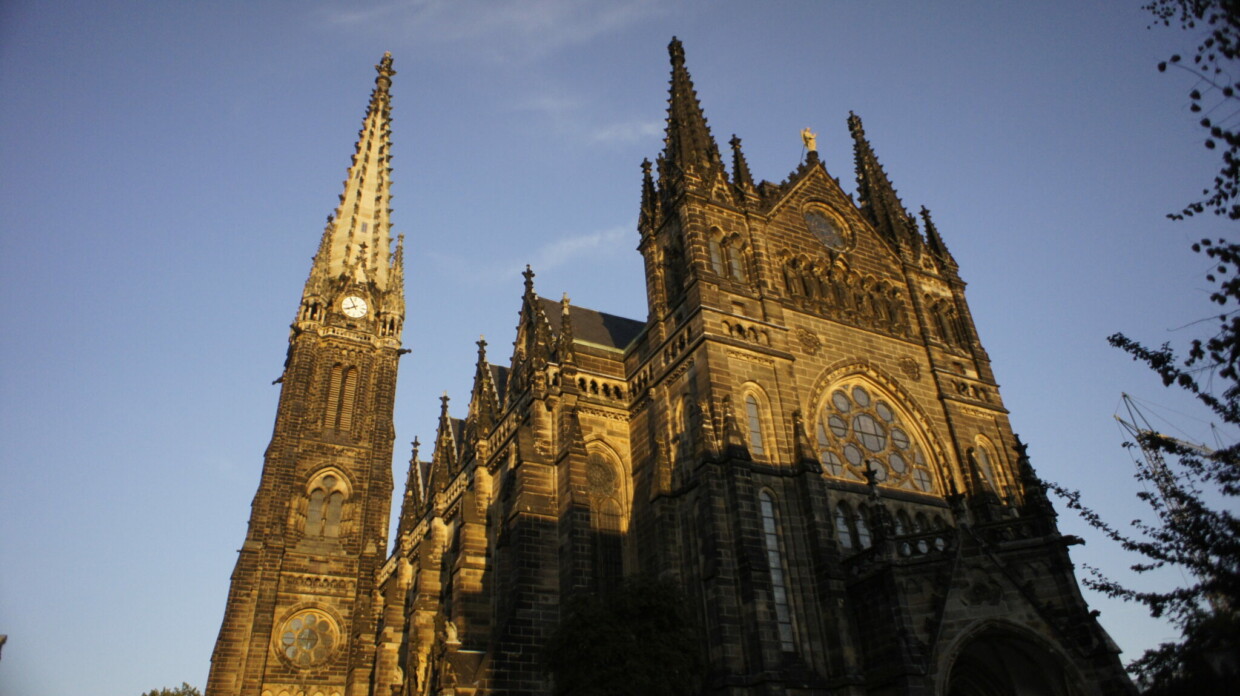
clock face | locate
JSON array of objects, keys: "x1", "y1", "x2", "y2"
[{"x1": 341, "y1": 296, "x2": 368, "y2": 318}]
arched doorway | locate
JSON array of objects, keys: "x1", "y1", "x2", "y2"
[{"x1": 946, "y1": 628, "x2": 1075, "y2": 696}]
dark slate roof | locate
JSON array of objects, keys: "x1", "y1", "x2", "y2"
[
  {"x1": 537, "y1": 298, "x2": 646, "y2": 351},
  {"x1": 489, "y1": 364, "x2": 509, "y2": 407},
  {"x1": 449, "y1": 417, "x2": 465, "y2": 450}
]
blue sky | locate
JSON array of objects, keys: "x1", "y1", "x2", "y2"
[{"x1": 2, "y1": 1, "x2": 1236, "y2": 693}]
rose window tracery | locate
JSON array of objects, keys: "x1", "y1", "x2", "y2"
[
  {"x1": 816, "y1": 384, "x2": 936, "y2": 493},
  {"x1": 278, "y1": 610, "x2": 338, "y2": 667}
]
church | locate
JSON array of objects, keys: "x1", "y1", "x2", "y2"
[{"x1": 206, "y1": 41, "x2": 1135, "y2": 696}]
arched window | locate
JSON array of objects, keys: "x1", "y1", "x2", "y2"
[
  {"x1": 855, "y1": 507, "x2": 873, "y2": 549},
  {"x1": 672, "y1": 394, "x2": 691, "y2": 462},
  {"x1": 745, "y1": 395, "x2": 765, "y2": 456},
  {"x1": 709, "y1": 237, "x2": 725, "y2": 276},
  {"x1": 306, "y1": 472, "x2": 349, "y2": 538},
  {"x1": 325, "y1": 364, "x2": 358, "y2": 431},
  {"x1": 709, "y1": 231, "x2": 747, "y2": 283},
  {"x1": 834, "y1": 504, "x2": 855, "y2": 550},
  {"x1": 586, "y1": 451, "x2": 625, "y2": 590},
  {"x1": 728, "y1": 244, "x2": 746, "y2": 282},
  {"x1": 972, "y1": 436, "x2": 1004, "y2": 493},
  {"x1": 816, "y1": 381, "x2": 937, "y2": 494},
  {"x1": 895, "y1": 510, "x2": 911, "y2": 537},
  {"x1": 758, "y1": 491, "x2": 795, "y2": 651}
]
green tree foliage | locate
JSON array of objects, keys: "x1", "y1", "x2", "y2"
[
  {"x1": 1146, "y1": 0, "x2": 1240, "y2": 219},
  {"x1": 140, "y1": 684, "x2": 201, "y2": 696},
  {"x1": 1047, "y1": 6, "x2": 1240, "y2": 690},
  {"x1": 544, "y1": 576, "x2": 705, "y2": 696},
  {"x1": 1052, "y1": 250, "x2": 1240, "y2": 686}
]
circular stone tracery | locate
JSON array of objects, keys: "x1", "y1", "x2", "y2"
[
  {"x1": 815, "y1": 384, "x2": 936, "y2": 493},
  {"x1": 278, "y1": 610, "x2": 338, "y2": 668}
]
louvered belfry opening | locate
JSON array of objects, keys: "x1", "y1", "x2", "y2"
[{"x1": 326, "y1": 364, "x2": 358, "y2": 431}]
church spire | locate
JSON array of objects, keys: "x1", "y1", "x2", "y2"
[
  {"x1": 660, "y1": 37, "x2": 724, "y2": 182},
  {"x1": 306, "y1": 53, "x2": 398, "y2": 292},
  {"x1": 848, "y1": 112, "x2": 918, "y2": 248}
]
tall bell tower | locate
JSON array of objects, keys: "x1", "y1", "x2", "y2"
[{"x1": 207, "y1": 54, "x2": 403, "y2": 696}]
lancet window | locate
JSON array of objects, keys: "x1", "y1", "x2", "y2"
[
  {"x1": 833, "y1": 502, "x2": 874, "y2": 552},
  {"x1": 758, "y1": 490, "x2": 796, "y2": 651},
  {"x1": 586, "y1": 451, "x2": 625, "y2": 590},
  {"x1": 816, "y1": 382, "x2": 937, "y2": 494},
  {"x1": 971, "y1": 435, "x2": 1005, "y2": 494}
]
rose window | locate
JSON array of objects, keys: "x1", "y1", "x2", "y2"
[
  {"x1": 816, "y1": 385, "x2": 936, "y2": 493},
  {"x1": 278, "y1": 610, "x2": 337, "y2": 667}
]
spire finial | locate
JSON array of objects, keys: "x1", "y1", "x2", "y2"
[
  {"x1": 522, "y1": 265, "x2": 536, "y2": 296},
  {"x1": 411, "y1": 436, "x2": 421, "y2": 462},
  {"x1": 376, "y1": 52, "x2": 395, "y2": 89},
  {"x1": 668, "y1": 36, "x2": 685, "y2": 65},
  {"x1": 477, "y1": 335, "x2": 488, "y2": 358}
]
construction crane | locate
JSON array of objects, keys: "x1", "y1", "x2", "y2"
[{"x1": 1115, "y1": 393, "x2": 1214, "y2": 525}]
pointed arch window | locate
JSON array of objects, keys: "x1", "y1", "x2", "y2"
[
  {"x1": 586, "y1": 451, "x2": 625, "y2": 591},
  {"x1": 971, "y1": 436, "x2": 1004, "y2": 494},
  {"x1": 672, "y1": 394, "x2": 692, "y2": 462},
  {"x1": 834, "y1": 504, "x2": 855, "y2": 550},
  {"x1": 305, "y1": 472, "x2": 350, "y2": 538},
  {"x1": 709, "y1": 237, "x2": 725, "y2": 276},
  {"x1": 816, "y1": 381, "x2": 937, "y2": 494},
  {"x1": 855, "y1": 507, "x2": 873, "y2": 549},
  {"x1": 758, "y1": 491, "x2": 796, "y2": 651},
  {"x1": 745, "y1": 395, "x2": 765, "y2": 456},
  {"x1": 325, "y1": 364, "x2": 359, "y2": 431},
  {"x1": 708, "y1": 230, "x2": 747, "y2": 283}
]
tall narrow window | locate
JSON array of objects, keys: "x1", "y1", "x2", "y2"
[
  {"x1": 759, "y1": 491, "x2": 795, "y2": 651},
  {"x1": 672, "y1": 395, "x2": 691, "y2": 461},
  {"x1": 728, "y1": 245, "x2": 746, "y2": 282},
  {"x1": 587, "y1": 452, "x2": 625, "y2": 591},
  {"x1": 709, "y1": 238, "x2": 725, "y2": 276},
  {"x1": 973, "y1": 443, "x2": 997, "y2": 492},
  {"x1": 855, "y1": 508, "x2": 873, "y2": 549},
  {"x1": 325, "y1": 365, "x2": 358, "y2": 431},
  {"x1": 745, "y1": 395, "x2": 765, "y2": 456},
  {"x1": 834, "y1": 504, "x2": 854, "y2": 550}
]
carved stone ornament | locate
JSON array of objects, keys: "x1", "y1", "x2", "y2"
[
  {"x1": 794, "y1": 327, "x2": 821, "y2": 355},
  {"x1": 898, "y1": 357, "x2": 921, "y2": 381}
]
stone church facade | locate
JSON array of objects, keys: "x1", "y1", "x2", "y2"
[{"x1": 207, "y1": 42, "x2": 1135, "y2": 696}]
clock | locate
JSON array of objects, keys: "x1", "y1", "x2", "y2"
[{"x1": 341, "y1": 296, "x2": 368, "y2": 318}]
